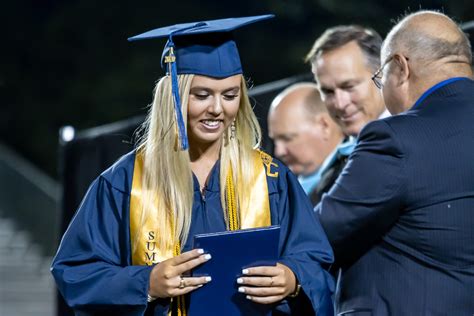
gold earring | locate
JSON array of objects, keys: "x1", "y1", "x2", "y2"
[{"x1": 230, "y1": 121, "x2": 236, "y2": 140}]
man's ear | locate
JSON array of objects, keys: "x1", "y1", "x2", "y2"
[
  {"x1": 316, "y1": 113, "x2": 331, "y2": 140},
  {"x1": 392, "y1": 54, "x2": 410, "y2": 86}
]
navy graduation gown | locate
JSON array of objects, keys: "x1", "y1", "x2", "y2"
[{"x1": 51, "y1": 151, "x2": 334, "y2": 316}]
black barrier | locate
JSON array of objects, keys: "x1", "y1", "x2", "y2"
[
  {"x1": 55, "y1": 73, "x2": 312, "y2": 315},
  {"x1": 57, "y1": 116, "x2": 145, "y2": 316}
]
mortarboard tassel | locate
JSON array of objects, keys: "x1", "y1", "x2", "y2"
[
  {"x1": 165, "y1": 39, "x2": 189, "y2": 151},
  {"x1": 162, "y1": 23, "x2": 213, "y2": 151}
]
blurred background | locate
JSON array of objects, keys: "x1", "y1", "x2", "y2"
[{"x1": 1, "y1": 0, "x2": 473, "y2": 315}]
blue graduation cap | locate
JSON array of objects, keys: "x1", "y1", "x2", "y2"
[{"x1": 128, "y1": 14, "x2": 274, "y2": 150}]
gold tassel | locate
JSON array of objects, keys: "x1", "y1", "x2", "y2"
[{"x1": 226, "y1": 170, "x2": 239, "y2": 231}]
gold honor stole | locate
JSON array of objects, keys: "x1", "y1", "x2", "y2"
[{"x1": 130, "y1": 150, "x2": 277, "y2": 314}]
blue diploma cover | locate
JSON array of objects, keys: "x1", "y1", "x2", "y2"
[{"x1": 188, "y1": 226, "x2": 280, "y2": 316}]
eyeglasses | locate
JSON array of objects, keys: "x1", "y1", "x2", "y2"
[
  {"x1": 371, "y1": 56, "x2": 393, "y2": 89},
  {"x1": 371, "y1": 55, "x2": 410, "y2": 89}
]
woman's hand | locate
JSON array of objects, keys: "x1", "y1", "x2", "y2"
[
  {"x1": 149, "y1": 249, "x2": 212, "y2": 298},
  {"x1": 236, "y1": 263, "x2": 297, "y2": 304}
]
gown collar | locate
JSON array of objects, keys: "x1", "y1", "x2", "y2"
[{"x1": 192, "y1": 160, "x2": 221, "y2": 193}]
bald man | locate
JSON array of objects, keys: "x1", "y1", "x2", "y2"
[
  {"x1": 268, "y1": 83, "x2": 343, "y2": 205},
  {"x1": 315, "y1": 10, "x2": 474, "y2": 315}
]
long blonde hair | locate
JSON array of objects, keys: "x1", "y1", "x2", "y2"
[{"x1": 136, "y1": 74, "x2": 262, "y2": 254}]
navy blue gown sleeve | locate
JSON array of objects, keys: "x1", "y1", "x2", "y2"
[
  {"x1": 51, "y1": 172, "x2": 164, "y2": 315},
  {"x1": 269, "y1": 162, "x2": 335, "y2": 316},
  {"x1": 315, "y1": 119, "x2": 406, "y2": 265}
]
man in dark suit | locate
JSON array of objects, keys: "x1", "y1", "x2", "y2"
[
  {"x1": 316, "y1": 10, "x2": 474, "y2": 315},
  {"x1": 305, "y1": 25, "x2": 388, "y2": 205}
]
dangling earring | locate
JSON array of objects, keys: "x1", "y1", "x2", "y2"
[{"x1": 230, "y1": 120, "x2": 236, "y2": 140}]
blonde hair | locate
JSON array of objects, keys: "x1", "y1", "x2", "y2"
[{"x1": 135, "y1": 74, "x2": 261, "y2": 254}]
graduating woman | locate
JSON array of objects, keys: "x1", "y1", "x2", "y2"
[{"x1": 51, "y1": 15, "x2": 334, "y2": 316}]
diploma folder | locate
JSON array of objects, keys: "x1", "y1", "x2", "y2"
[{"x1": 188, "y1": 226, "x2": 280, "y2": 316}]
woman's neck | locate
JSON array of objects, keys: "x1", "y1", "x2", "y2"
[{"x1": 189, "y1": 140, "x2": 221, "y2": 193}]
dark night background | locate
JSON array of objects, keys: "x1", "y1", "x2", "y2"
[{"x1": 2, "y1": 0, "x2": 474, "y2": 178}]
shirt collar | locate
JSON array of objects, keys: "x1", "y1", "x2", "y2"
[
  {"x1": 337, "y1": 136, "x2": 356, "y2": 156},
  {"x1": 378, "y1": 109, "x2": 391, "y2": 119},
  {"x1": 298, "y1": 168, "x2": 321, "y2": 194}
]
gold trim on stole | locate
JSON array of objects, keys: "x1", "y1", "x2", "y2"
[
  {"x1": 238, "y1": 150, "x2": 272, "y2": 229},
  {"x1": 130, "y1": 152, "x2": 174, "y2": 265}
]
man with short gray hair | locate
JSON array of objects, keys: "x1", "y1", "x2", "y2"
[
  {"x1": 315, "y1": 10, "x2": 474, "y2": 315},
  {"x1": 305, "y1": 25, "x2": 389, "y2": 206},
  {"x1": 306, "y1": 25, "x2": 387, "y2": 137}
]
